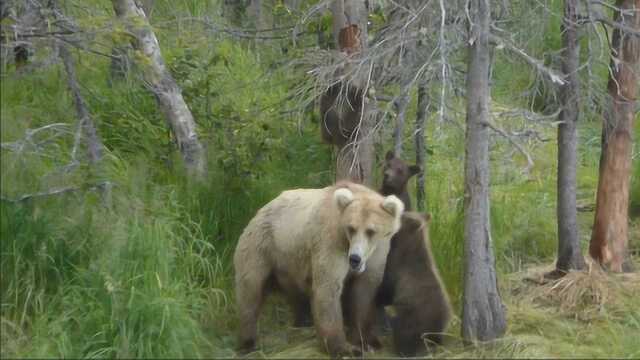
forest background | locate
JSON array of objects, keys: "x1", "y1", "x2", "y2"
[{"x1": 1, "y1": 0, "x2": 639, "y2": 358}]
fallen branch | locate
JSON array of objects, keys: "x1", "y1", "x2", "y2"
[
  {"x1": 0, "y1": 181, "x2": 113, "y2": 203},
  {"x1": 58, "y1": 41, "x2": 104, "y2": 164}
]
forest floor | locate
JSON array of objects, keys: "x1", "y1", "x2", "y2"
[{"x1": 207, "y1": 256, "x2": 640, "y2": 359}]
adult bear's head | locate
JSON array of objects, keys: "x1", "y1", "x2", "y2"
[{"x1": 334, "y1": 185, "x2": 404, "y2": 273}]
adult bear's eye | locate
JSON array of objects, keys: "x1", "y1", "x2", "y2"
[
  {"x1": 366, "y1": 228, "x2": 376, "y2": 238},
  {"x1": 347, "y1": 225, "x2": 356, "y2": 235}
]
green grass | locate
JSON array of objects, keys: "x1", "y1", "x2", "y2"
[{"x1": 2, "y1": 1, "x2": 639, "y2": 357}]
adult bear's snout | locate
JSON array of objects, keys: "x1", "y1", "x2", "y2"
[{"x1": 349, "y1": 254, "x2": 362, "y2": 269}]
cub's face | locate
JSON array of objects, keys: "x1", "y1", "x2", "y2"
[
  {"x1": 383, "y1": 151, "x2": 420, "y2": 191},
  {"x1": 334, "y1": 187, "x2": 404, "y2": 273}
]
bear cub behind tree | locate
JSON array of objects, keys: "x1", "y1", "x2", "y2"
[
  {"x1": 319, "y1": 83, "x2": 365, "y2": 148},
  {"x1": 381, "y1": 150, "x2": 420, "y2": 210}
]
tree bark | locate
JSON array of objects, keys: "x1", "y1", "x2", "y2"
[
  {"x1": 393, "y1": 91, "x2": 409, "y2": 157},
  {"x1": 112, "y1": 0, "x2": 206, "y2": 177},
  {"x1": 555, "y1": 0, "x2": 586, "y2": 273},
  {"x1": 415, "y1": 83, "x2": 428, "y2": 212},
  {"x1": 461, "y1": 0, "x2": 507, "y2": 342},
  {"x1": 59, "y1": 43, "x2": 104, "y2": 164},
  {"x1": 331, "y1": 0, "x2": 373, "y2": 186},
  {"x1": 590, "y1": 0, "x2": 639, "y2": 273}
]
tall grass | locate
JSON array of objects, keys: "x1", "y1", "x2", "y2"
[{"x1": 1, "y1": 1, "x2": 638, "y2": 358}]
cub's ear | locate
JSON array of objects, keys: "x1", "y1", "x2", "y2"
[
  {"x1": 409, "y1": 165, "x2": 421, "y2": 177},
  {"x1": 423, "y1": 212, "x2": 432, "y2": 223},
  {"x1": 382, "y1": 195, "x2": 404, "y2": 217},
  {"x1": 334, "y1": 188, "x2": 354, "y2": 211},
  {"x1": 385, "y1": 150, "x2": 394, "y2": 161}
]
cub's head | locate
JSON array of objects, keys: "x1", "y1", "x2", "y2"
[
  {"x1": 382, "y1": 151, "x2": 420, "y2": 191},
  {"x1": 334, "y1": 186, "x2": 404, "y2": 273}
]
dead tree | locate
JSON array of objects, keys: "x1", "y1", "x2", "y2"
[
  {"x1": 415, "y1": 82, "x2": 428, "y2": 212},
  {"x1": 590, "y1": 0, "x2": 639, "y2": 273},
  {"x1": 461, "y1": 0, "x2": 507, "y2": 342},
  {"x1": 554, "y1": 0, "x2": 586, "y2": 275},
  {"x1": 327, "y1": 0, "x2": 373, "y2": 185},
  {"x1": 112, "y1": 0, "x2": 206, "y2": 177}
]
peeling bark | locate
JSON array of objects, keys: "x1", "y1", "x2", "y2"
[
  {"x1": 112, "y1": 0, "x2": 206, "y2": 177},
  {"x1": 555, "y1": 0, "x2": 586, "y2": 273},
  {"x1": 590, "y1": 0, "x2": 639, "y2": 273},
  {"x1": 461, "y1": 0, "x2": 507, "y2": 342}
]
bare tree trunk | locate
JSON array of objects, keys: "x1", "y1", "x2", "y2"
[
  {"x1": 331, "y1": 0, "x2": 373, "y2": 185},
  {"x1": 59, "y1": 43, "x2": 103, "y2": 164},
  {"x1": 555, "y1": 0, "x2": 586, "y2": 274},
  {"x1": 590, "y1": 0, "x2": 639, "y2": 273},
  {"x1": 393, "y1": 90, "x2": 409, "y2": 157},
  {"x1": 415, "y1": 83, "x2": 428, "y2": 212},
  {"x1": 461, "y1": 0, "x2": 506, "y2": 342},
  {"x1": 112, "y1": 0, "x2": 206, "y2": 177}
]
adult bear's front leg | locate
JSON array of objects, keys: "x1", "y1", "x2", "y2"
[
  {"x1": 344, "y1": 273, "x2": 383, "y2": 351},
  {"x1": 311, "y1": 267, "x2": 360, "y2": 358}
]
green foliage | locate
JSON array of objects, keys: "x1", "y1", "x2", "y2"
[{"x1": 2, "y1": 1, "x2": 638, "y2": 358}]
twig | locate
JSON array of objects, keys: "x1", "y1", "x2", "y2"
[
  {"x1": 489, "y1": 32, "x2": 566, "y2": 85},
  {"x1": 482, "y1": 120, "x2": 534, "y2": 174}
]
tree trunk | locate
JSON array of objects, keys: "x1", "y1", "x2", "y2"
[
  {"x1": 59, "y1": 43, "x2": 104, "y2": 164},
  {"x1": 590, "y1": 0, "x2": 639, "y2": 273},
  {"x1": 415, "y1": 83, "x2": 428, "y2": 212},
  {"x1": 461, "y1": 0, "x2": 507, "y2": 342},
  {"x1": 555, "y1": 0, "x2": 586, "y2": 274},
  {"x1": 112, "y1": 0, "x2": 206, "y2": 177},
  {"x1": 331, "y1": 0, "x2": 373, "y2": 186},
  {"x1": 393, "y1": 89, "x2": 409, "y2": 157}
]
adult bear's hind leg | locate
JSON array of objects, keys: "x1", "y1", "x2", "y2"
[{"x1": 235, "y1": 255, "x2": 271, "y2": 353}]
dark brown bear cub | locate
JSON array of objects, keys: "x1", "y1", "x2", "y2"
[
  {"x1": 380, "y1": 151, "x2": 420, "y2": 210},
  {"x1": 377, "y1": 212, "x2": 452, "y2": 356}
]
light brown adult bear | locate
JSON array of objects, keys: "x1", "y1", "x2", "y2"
[{"x1": 234, "y1": 181, "x2": 404, "y2": 358}]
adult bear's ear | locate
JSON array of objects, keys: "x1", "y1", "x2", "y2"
[
  {"x1": 382, "y1": 195, "x2": 404, "y2": 217},
  {"x1": 423, "y1": 212, "x2": 432, "y2": 223},
  {"x1": 385, "y1": 150, "x2": 394, "y2": 161},
  {"x1": 334, "y1": 188, "x2": 354, "y2": 211},
  {"x1": 409, "y1": 165, "x2": 421, "y2": 177}
]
